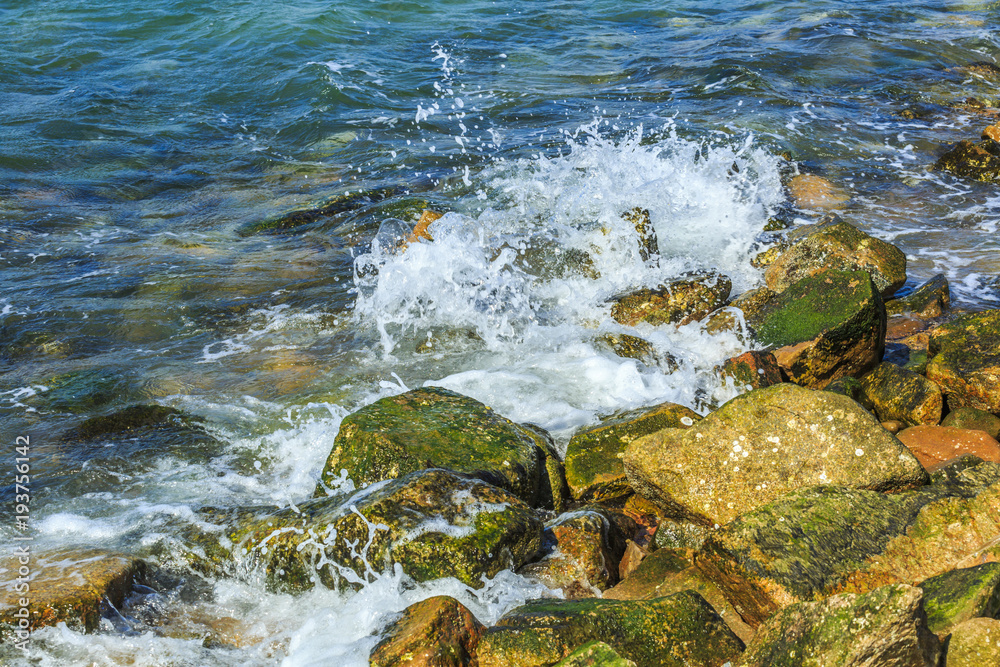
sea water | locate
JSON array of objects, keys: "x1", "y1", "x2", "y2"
[{"x1": 1, "y1": 0, "x2": 999, "y2": 664}]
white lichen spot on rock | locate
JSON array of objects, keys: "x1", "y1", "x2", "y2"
[{"x1": 855, "y1": 448, "x2": 865, "y2": 456}]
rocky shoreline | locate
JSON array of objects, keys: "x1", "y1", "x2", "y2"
[{"x1": 6, "y1": 119, "x2": 1000, "y2": 666}]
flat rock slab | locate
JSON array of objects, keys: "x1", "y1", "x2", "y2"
[
  {"x1": 624, "y1": 384, "x2": 927, "y2": 527},
  {"x1": 897, "y1": 425, "x2": 1000, "y2": 472},
  {"x1": 0, "y1": 548, "x2": 147, "y2": 640},
  {"x1": 369, "y1": 595, "x2": 484, "y2": 667},
  {"x1": 565, "y1": 402, "x2": 700, "y2": 503},
  {"x1": 737, "y1": 584, "x2": 940, "y2": 667},
  {"x1": 476, "y1": 592, "x2": 744, "y2": 667},
  {"x1": 861, "y1": 362, "x2": 943, "y2": 427},
  {"x1": 919, "y1": 563, "x2": 1000, "y2": 636},
  {"x1": 315, "y1": 386, "x2": 552, "y2": 508},
  {"x1": 927, "y1": 310, "x2": 1000, "y2": 413},
  {"x1": 764, "y1": 214, "x2": 906, "y2": 298},
  {"x1": 743, "y1": 269, "x2": 887, "y2": 388}
]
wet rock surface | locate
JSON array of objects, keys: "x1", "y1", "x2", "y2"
[
  {"x1": 609, "y1": 272, "x2": 731, "y2": 327},
  {"x1": 369, "y1": 595, "x2": 485, "y2": 667},
  {"x1": 860, "y1": 362, "x2": 943, "y2": 427},
  {"x1": 719, "y1": 351, "x2": 784, "y2": 390},
  {"x1": 926, "y1": 309, "x2": 1000, "y2": 413},
  {"x1": 886, "y1": 274, "x2": 951, "y2": 318},
  {"x1": 935, "y1": 138, "x2": 1000, "y2": 182},
  {"x1": 919, "y1": 563, "x2": 1000, "y2": 636}
]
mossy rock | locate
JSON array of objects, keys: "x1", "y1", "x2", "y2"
[
  {"x1": 231, "y1": 469, "x2": 543, "y2": 591},
  {"x1": 743, "y1": 269, "x2": 886, "y2": 389},
  {"x1": 919, "y1": 563, "x2": 1000, "y2": 636},
  {"x1": 609, "y1": 272, "x2": 732, "y2": 327},
  {"x1": 764, "y1": 214, "x2": 907, "y2": 299},
  {"x1": 0, "y1": 549, "x2": 147, "y2": 642},
  {"x1": 926, "y1": 310, "x2": 1000, "y2": 413},
  {"x1": 886, "y1": 274, "x2": 950, "y2": 318},
  {"x1": 369, "y1": 595, "x2": 485, "y2": 667},
  {"x1": 935, "y1": 139, "x2": 1000, "y2": 182},
  {"x1": 624, "y1": 384, "x2": 927, "y2": 527},
  {"x1": 598, "y1": 333, "x2": 678, "y2": 372},
  {"x1": 316, "y1": 387, "x2": 552, "y2": 508},
  {"x1": 945, "y1": 618, "x2": 1000, "y2": 666},
  {"x1": 942, "y1": 407, "x2": 1000, "y2": 439},
  {"x1": 476, "y1": 592, "x2": 745, "y2": 667},
  {"x1": 860, "y1": 362, "x2": 943, "y2": 426},
  {"x1": 565, "y1": 402, "x2": 701, "y2": 504},
  {"x1": 553, "y1": 641, "x2": 636, "y2": 667},
  {"x1": 695, "y1": 462, "x2": 1000, "y2": 627},
  {"x1": 738, "y1": 584, "x2": 940, "y2": 667},
  {"x1": 719, "y1": 351, "x2": 783, "y2": 390}
]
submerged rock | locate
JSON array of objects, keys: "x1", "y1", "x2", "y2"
[
  {"x1": 786, "y1": 174, "x2": 850, "y2": 211},
  {"x1": 935, "y1": 139, "x2": 1000, "y2": 182},
  {"x1": 886, "y1": 274, "x2": 951, "y2": 318},
  {"x1": 609, "y1": 272, "x2": 731, "y2": 327},
  {"x1": 624, "y1": 384, "x2": 927, "y2": 527},
  {"x1": 476, "y1": 592, "x2": 745, "y2": 667},
  {"x1": 860, "y1": 362, "x2": 943, "y2": 427},
  {"x1": 369, "y1": 595, "x2": 484, "y2": 667},
  {"x1": 0, "y1": 549, "x2": 147, "y2": 641},
  {"x1": 742, "y1": 269, "x2": 886, "y2": 388},
  {"x1": 945, "y1": 618, "x2": 1000, "y2": 666},
  {"x1": 919, "y1": 563, "x2": 1000, "y2": 636},
  {"x1": 896, "y1": 425, "x2": 1000, "y2": 472},
  {"x1": 564, "y1": 402, "x2": 701, "y2": 504},
  {"x1": 764, "y1": 214, "x2": 907, "y2": 299},
  {"x1": 315, "y1": 387, "x2": 553, "y2": 508},
  {"x1": 942, "y1": 407, "x2": 1000, "y2": 439},
  {"x1": 926, "y1": 310, "x2": 1000, "y2": 413},
  {"x1": 233, "y1": 469, "x2": 543, "y2": 591},
  {"x1": 236, "y1": 185, "x2": 406, "y2": 236},
  {"x1": 738, "y1": 584, "x2": 940, "y2": 667}
]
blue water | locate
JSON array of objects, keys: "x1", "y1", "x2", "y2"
[{"x1": 2, "y1": 1, "x2": 999, "y2": 664}]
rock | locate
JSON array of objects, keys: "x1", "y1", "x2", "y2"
[
  {"x1": 476, "y1": 592, "x2": 745, "y2": 667},
  {"x1": 565, "y1": 402, "x2": 701, "y2": 504},
  {"x1": 604, "y1": 549, "x2": 754, "y2": 644},
  {"x1": 315, "y1": 387, "x2": 552, "y2": 508},
  {"x1": 369, "y1": 596, "x2": 485, "y2": 667},
  {"x1": 406, "y1": 209, "x2": 445, "y2": 244},
  {"x1": 927, "y1": 310, "x2": 1000, "y2": 413},
  {"x1": 742, "y1": 269, "x2": 887, "y2": 388},
  {"x1": 599, "y1": 333, "x2": 679, "y2": 372},
  {"x1": 823, "y1": 375, "x2": 872, "y2": 409},
  {"x1": 44, "y1": 368, "x2": 131, "y2": 413},
  {"x1": 737, "y1": 584, "x2": 941, "y2": 667},
  {"x1": 623, "y1": 384, "x2": 927, "y2": 527},
  {"x1": 945, "y1": 618, "x2": 1000, "y2": 666},
  {"x1": 936, "y1": 139, "x2": 1000, "y2": 182},
  {"x1": 764, "y1": 214, "x2": 907, "y2": 298},
  {"x1": 897, "y1": 425, "x2": 1000, "y2": 472},
  {"x1": 522, "y1": 423, "x2": 572, "y2": 515},
  {"x1": 719, "y1": 351, "x2": 784, "y2": 390},
  {"x1": 786, "y1": 174, "x2": 850, "y2": 211},
  {"x1": 518, "y1": 509, "x2": 629, "y2": 598},
  {"x1": 617, "y1": 541, "x2": 649, "y2": 581},
  {"x1": 749, "y1": 243, "x2": 787, "y2": 269},
  {"x1": 622, "y1": 208, "x2": 659, "y2": 263},
  {"x1": 653, "y1": 518, "x2": 713, "y2": 552},
  {"x1": 553, "y1": 641, "x2": 636, "y2": 667},
  {"x1": 886, "y1": 274, "x2": 951, "y2": 318},
  {"x1": 919, "y1": 563, "x2": 1000, "y2": 636},
  {"x1": 943, "y1": 407, "x2": 1000, "y2": 439},
  {"x1": 0, "y1": 549, "x2": 147, "y2": 641},
  {"x1": 883, "y1": 420, "x2": 905, "y2": 434},
  {"x1": 860, "y1": 362, "x2": 943, "y2": 426},
  {"x1": 609, "y1": 272, "x2": 732, "y2": 327},
  {"x1": 232, "y1": 469, "x2": 543, "y2": 591},
  {"x1": 237, "y1": 185, "x2": 406, "y2": 236},
  {"x1": 695, "y1": 462, "x2": 1000, "y2": 627},
  {"x1": 985, "y1": 124, "x2": 1000, "y2": 143}
]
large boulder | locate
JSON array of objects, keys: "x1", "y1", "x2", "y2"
[
  {"x1": 315, "y1": 387, "x2": 556, "y2": 508},
  {"x1": 476, "y1": 592, "x2": 745, "y2": 667},
  {"x1": 919, "y1": 563, "x2": 1000, "y2": 636},
  {"x1": 860, "y1": 362, "x2": 943, "y2": 427},
  {"x1": 609, "y1": 272, "x2": 731, "y2": 327},
  {"x1": 764, "y1": 214, "x2": 907, "y2": 298},
  {"x1": 695, "y1": 462, "x2": 1000, "y2": 627},
  {"x1": 565, "y1": 402, "x2": 701, "y2": 504},
  {"x1": 926, "y1": 310, "x2": 1000, "y2": 414},
  {"x1": 369, "y1": 596, "x2": 485, "y2": 667},
  {"x1": 737, "y1": 584, "x2": 940, "y2": 667},
  {"x1": 623, "y1": 384, "x2": 927, "y2": 527},
  {"x1": 741, "y1": 269, "x2": 887, "y2": 388},
  {"x1": 230, "y1": 469, "x2": 543, "y2": 591},
  {"x1": 1, "y1": 549, "x2": 147, "y2": 642}
]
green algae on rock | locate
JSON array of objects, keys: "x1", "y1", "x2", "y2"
[
  {"x1": 860, "y1": 362, "x2": 943, "y2": 427},
  {"x1": 623, "y1": 384, "x2": 927, "y2": 527},
  {"x1": 476, "y1": 591, "x2": 744, "y2": 667},
  {"x1": 609, "y1": 272, "x2": 732, "y2": 327},
  {"x1": 935, "y1": 138, "x2": 1000, "y2": 182},
  {"x1": 315, "y1": 387, "x2": 552, "y2": 507},
  {"x1": 942, "y1": 407, "x2": 1000, "y2": 439},
  {"x1": 886, "y1": 274, "x2": 951, "y2": 318},
  {"x1": 552, "y1": 641, "x2": 636, "y2": 667},
  {"x1": 926, "y1": 309, "x2": 1000, "y2": 414},
  {"x1": 742, "y1": 269, "x2": 887, "y2": 388},
  {"x1": 737, "y1": 584, "x2": 940, "y2": 667},
  {"x1": 564, "y1": 402, "x2": 701, "y2": 504},
  {"x1": 234, "y1": 469, "x2": 543, "y2": 591},
  {"x1": 369, "y1": 595, "x2": 485, "y2": 667},
  {"x1": 919, "y1": 563, "x2": 1000, "y2": 636},
  {"x1": 764, "y1": 214, "x2": 907, "y2": 299}
]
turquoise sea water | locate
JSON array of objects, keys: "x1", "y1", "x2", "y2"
[{"x1": 2, "y1": 1, "x2": 1000, "y2": 664}]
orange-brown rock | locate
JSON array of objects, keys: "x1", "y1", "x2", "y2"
[
  {"x1": 406, "y1": 209, "x2": 445, "y2": 244},
  {"x1": 786, "y1": 174, "x2": 849, "y2": 211},
  {"x1": 896, "y1": 425, "x2": 1000, "y2": 472},
  {"x1": 985, "y1": 124, "x2": 1000, "y2": 143},
  {"x1": 719, "y1": 351, "x2": 783, "y2": 390},
  {"x1": 369, "y1": 596, "x2": 485, "y2": 667}
]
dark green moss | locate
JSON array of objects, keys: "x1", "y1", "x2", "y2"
[{"x1": 920, "y1": 563, "x2": 1000, "y2": 634}]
